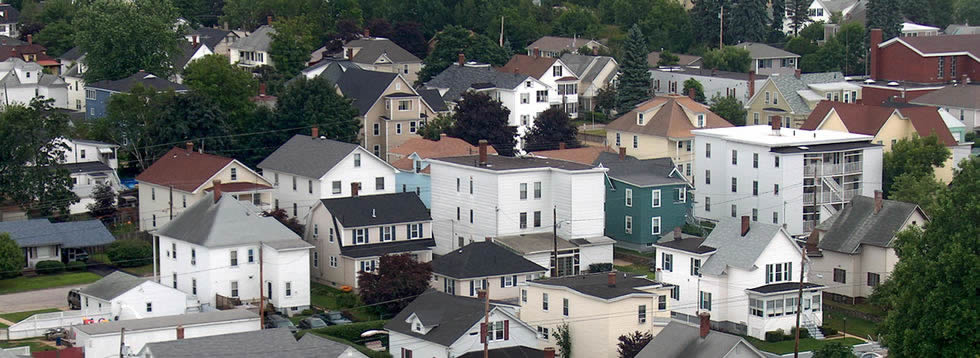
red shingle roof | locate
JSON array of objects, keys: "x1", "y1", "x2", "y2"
[
  {"x1": 606, "y1": 95, "x2": 734, "y2": 138},
  {"x1": 389, "y1": 136, "x2": 496, "y2": 159},
  {"x1": 531, "y1": 146, "x2": 616, "y2": 165},
  {"x1": 498, "y1": 55, "x2": 557, "y2": 79},
  {"x1": 802, "y1": 101, "x2": 958, "y2": 146},
  {"x1": 135, "y1": 147, "x2": 234, "y2": 192}
]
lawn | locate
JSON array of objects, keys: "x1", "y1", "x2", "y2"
[
  {"x1": 121, "y1": 264, "x2": 154, "y2": 277},
  {"x1": 582, "y1": 128, "x2": 606, "y2": 136},
  {"x1": 0, "y1": 308, "x2": 61, "y2": 323},
  {"x1": 614, "y1": 264, "x2": 656, "y2": 279},
  {"x1": 0, "y1": 340, "x2": 57, "y2": 352},
  {"x1": 824, "y1": 300, "x2": 886, "y2": 316},
  {"x1": 0, "y1": 272, "x2": 102, "y2": 295},
  {"x1": 824, "y1": 310, "x2": 879, "y2": 339},
  {"x1": 614, "y1": 246, "x2": 657, "y2": 258},
  {"x1": 744, "y1": 336, "x2": 864, "y2": 354},
  {"x1": 309, "y1": 282, "x2": 382, "y2": 322}
]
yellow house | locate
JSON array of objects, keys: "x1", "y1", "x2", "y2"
[
  {"x1": 744, "y1": 72, "x2": 861, "y2": 129},
  {"x1": 605, "y1": 95, "x2": 732, "y2": 181},
  {"x1": 520, "y1": 272, "x2": 672, "y2": 358},
  {"x1": 801, "y1": 101, "x2": 970, "y2": 183}
]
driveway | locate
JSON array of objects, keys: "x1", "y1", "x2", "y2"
[{"x1": 0, "y1": 284, "x2": 88, "y2": 313}]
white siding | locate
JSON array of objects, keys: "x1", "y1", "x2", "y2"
[{"x1": 75, "y1": 318, "x2": 260, "y2": 358}]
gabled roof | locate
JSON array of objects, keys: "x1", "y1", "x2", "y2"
[
  {"x1": 74, "y1": 309, "x2": 258, "y2": 336},
  {"x1": 59, "y1": 47, "x2": 84, "y2": 62},
  {"x1": 636, "y1": 321, "x2": 766, "y2": 358},
  {"x1": 817, "y1": 195, "x2": 922, "y2": 254},
  {"x1": 734, "y1": 42, "x2": 799, "y2": 59},
  {"x1": 389, "y1": 136, "x2": 496, "y2": 160},
  {"x1": 802, "y1": 101, "x2": 958, "y2": 146},
  {"x1": 763, "y1": 72, "x2": 846, "y2": 115},
  {"x1": 910, "y1": 83, "x2": 980, "y2": 110},
  {"x1": 344, "y1": 37, "x2": 420, "y2": 64},
  {"x1": 78, "y1": 271, "x2": 148, "y2": 301},
  {"x1": 594, "y1": 153, "x2": 688, "y2": 187},
  {"x1": 0, "y1": 219, "x2": 115, "y2": 249},
  {"x1": 424, "y1": 64, "x2": 530, "y2": 102},
  {"x1": 135, "y1": 147, "x2": 235, "y2": 192},
  {"x1": 498, "y1": 54, "x2": 559, "y2": 79},
  {"x1": 944, "y1": 24, "x2": 980, "y2": 35},
  {"x1": 319, "y1": 192, "x2": 430, "y2": 228},
  {"x1": 531, "y1": 146, "x2": 616, "y2": 165},
  {"x1": 232, "y1": 25, "x2": 274, "y2": 52},
  {"x1": 432, "y1": 241, "x2": 546, "y2": 279},
  {"x1": 334, "y1": 67, "x2": 399, "y2": 116},
  {"x1": 646, "y1": 51, "x2": 703, "y2": 67},
  {"x1": 416, "y1": 88, "x2": 449, "y2": 112},
  {"x1": 256, "y1": 135, "x2": 362, "y2": 179},
  {"x1": 699, "y1": 219, "x2": 788, "y2": 276},
  {"x1": 606, "y1": 95, "x2": 733, "y2": 138},
  {"x1": 86, "y1": 71, "x2": 187, "y2": 93},
  {"x1": 188, "y1": 27, "x2": 234, "y2": 50},
  {"x1": 526, "y1": 36, "x2": 604, "y2": 53},
  {"x1": 385, "y1": 290, "x2": 518, "y2": 346},
  {"x1": 878, "y1": 34, "x2": 980, "y2": 61},
  {"x1": 531, "y1": 272, "x2": 665, "y2": 300},
  {"x1": 654, "y1": 236, "x2": 715, "y2": 254},
  {"x1": 175, "y1": 41, "x2": 207, "y2": 69},
  {"x1": 142, "y1": 328, "x2": 355, "y2": 358},
  {"x1": 158, "y1": 193, "x2": 306, "y2": 249},
  {"x1": 559, "y1": 54, "x2": 617, "y2": 85}
]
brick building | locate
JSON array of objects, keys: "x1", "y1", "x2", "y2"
[{"x1": 864, "y1": 29, "x2": 979, "y2": 104}]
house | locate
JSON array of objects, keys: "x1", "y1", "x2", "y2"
[
  {"x1": 650, "y1": 67, "x2": 767, "y2": 103},
  {"x1": 865, "y1": 30, "x2": 979, "y2": 104},
  {"x1": 0, "y1": 219, "x2": 115, "y2": 269},
  {"x1": 559, "y1": 53, "x2": 618, "y2": 111},
  {"x1": 388, "y1": 134, "x2": 495, "y2": 208},
  {"x1": 59, "y1": 47, "x2": 87, "y2": 112},
  {"x1": 944, "y1": 24, "x2": 980, "y2": 35},
  {"x1": 60, "y1": 138, "x2": 120, "y2": 214},
  {"x1": 139, "y1": 327, "x2": 366, "y2": 358},
  {"x1": 635, "y1": 318, "x2": 766, "y2": 358},
  {"x1": 654, "y1": 218, "x2": 825, "y2": 340},
  {"x1": 743, "y1": 71, "x2": 859, "y2": 128},
  {"x1": 157, "y1": 190, "x2": 313, "y2": 314},
  {"x1": 0, "y1": 4, "x2": 18, "y2": 38},
  {"x1": 809, "y1": 194, "x2": 927, "y2": 303},
  {"x1": 499, "y1": 53, "x2": 580, "y2": 118},
  {"x1": 257, "y1": 132, "x2": 397, "y2": 220},
  {"x1": 525, "y1": 36, "x2": 606, "y2": 58},
  {"x1": 605, "y1": 95, "x2": 733, "y2": 179},
  {"x1": 801, "y1": 100, "x2": 973, "y2": 183},
  {"x1": 386, "y1": 290, "x2": 543, "y2": 358},
  {"x1": 910, "y1": 83, "x2": 980, "y2": 132},
  {"x1": 647, "y1": 51, "x2": 703, "y2": 68},
  {"x1": 185, "y1": 27, "x2": 241, "y2": 57},
  {"x1": 305, "y1": 192, "x2": 434, "y2": 289},
  {"x1": 783, "y1": 0, "x2": 859, "y2": 34},
  {"x1": 73, "y1": 309, "x2": 260, "y2": 358},
  {"x1": 84, "y1": 71, "x2": 188, "y2": 119},
  {"x1": 520, "y1": 272, "x2": 672, "y2": 358},
  {"x1": 136, "y1": 144, "x2": 273, "y2": 231},
  {"x1": 229, "y1": 24, "x2": 274, "y2": 68},
  {"x1": 901, "y1": 22, "x2": 940, "y2": 37},
  {"x1": 300, "y1": 57, "x2": 360, "y2": 79},
  {"x1": 171, "y1": 40, "x2": 213, "y2": 83},
  {"x1": 430, "y1": 240, "x2": 547, "y2": 301},
  {"x1": 428, "y1": 142, "x2": 615, "y2": 273},
  {"x1": 342, "y1": 37, "x2": 423, "y2": 84},
  {"x1": 691, "y1": 121, "x2": 883, "y2": 235},
  {"x1": 423, "y1": 60, "x2": 550, "y2": 144},
  {"x1": 77, "y1": 271, "x2": 193, "y2": 320},
  {"x1": 0, "y1": 58, "x2": 68, "y2": 110},
  {"x1": 733, "y1": 43, "x2": 800, "y2": 76}
]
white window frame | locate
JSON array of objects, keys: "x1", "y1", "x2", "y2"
[
  {"x1": 652, "y1": 190, "x2": 661, "y2": 207},
  {"x1": 625, "y1": 216, "x2": 633, "y2": 234},
  {"x1": 652, "y1": 216, "x2": 662, "y2": 235},
  {"x1": 625, "y1": 188, "x2": 633, "y2": 207}
]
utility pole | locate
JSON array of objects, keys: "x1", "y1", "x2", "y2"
[
  {"x1": 793, "y1": 246, "x2": 807, "y2": 358},
  {"x1": 259, "y1": 242, "x2": 265, "y2": 329},
  {"x1": 482, "y1": 288, "x2": 490, "y2": 358},
  {"x1": 168, "y1": 185, "x2": 173, "y2": 220},
  {"x1": 552, "y1": 206, "x2": 558, "y2": 277},
  {"x1": 718, "y1": 3, "x2": 724, "y2": 49},
  {"x1": 499, "y1": 16, "x2": 504, "y2": 47},
  {"x1": 119, "y1": 327, "x2": 126, "y2": 358}
]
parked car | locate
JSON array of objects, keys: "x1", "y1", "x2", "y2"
[
  {"x1": 265, "y1": 314, "x2": 298, "y2": 334},
  {"x1": 298, "y1": 317, "x2": 328, "y2": 330},
  {"x1": 44, "y1": 328, "x2": 68, "y2": 341},
  {"x1": 67, "y1": 289, "x2": 81, "y2": 310},
  {"x1": 316, "y1": 311, "x2": 352, "y2": 326}
]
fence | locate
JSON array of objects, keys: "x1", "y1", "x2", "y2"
[
  {"x1": 1, "y1": 346, "x2": 30, "y2": 356},
  {"x1": 3, "y1": 311, "x2": 112, "y2": 340},
  {"x1": 576, "y1": 133, "x2": 607, "y2": 146}
]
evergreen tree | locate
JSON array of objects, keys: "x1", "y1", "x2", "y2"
[
  {"x1": 616, "y1": 24, "x2": 650, "y2": 112},
  {"x1": 868, "y1": 0, "x2": 902, "y2": 40},
  {"x1": 523, "y1": 108, "x2": 581, "y2": 152},
  {"x1": 447, "y1": 92, "x2": 518, "y2": 156},
  {"x1": 729, "y1": 0, "x2": 770, "y2": 43},
  {"x1": 769, "y1": 0, "x2": 787, "y2": 41},
  {"x1": 690, "y1": 0, "x2": 726, "y2": 46},
  {"x1": 785, "y1": 0, "x2": 812, "y2": 35}
]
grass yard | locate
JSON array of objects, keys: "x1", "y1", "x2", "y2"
[
  {"x1": 121, "y1": 264, "x2": 154, "y2": 277},
  {"x1": 824, "y1": 310, "x2": 879, "y2": 339},
  {"x1": 582, "y1": 128, "x2": 607, "y2": 136},
  {"x1": 614, "y1": 264, "x2": 656, "y2": 279},
  {"x1": 824, "y1": 300, "x2": 886, "y2": 316},
  {"x1": 309, "y1": 282, "x2": 382, "y2": 322},
  {"x1": 0, "y1": 272, "x2": 101, "y2": 295},
  {"x1": 744, "y1": 336, "x2": 864, "y2": 354},
  {"x1": 614, "y1": 246, "x2": 657, "y2": 258},
  {"x1": 0, "y1": 308, "x2": 61, "y2": 323},
  {"x1": 0, "y1": 339, "x2": 57, "y2": 352}
]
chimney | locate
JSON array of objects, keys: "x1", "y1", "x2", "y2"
[
  {"x1": 185, "y1": 141, "x2": 193, "y2": 152},
  {"x1": 748, "y1": 71, "x2": 756, "y2": 98},
  {"x1": 458, "y1": 53, "x2": 465, "y2": 66},
  {"x1": 963, "y1": 74, "x2": 971, "y2": 84},
  {"x1": 485, "y1": 237, "x2": 492, "y2": 242},
  {"x1": 771, "y1": 116, "x2": 782, "y2": 133},
  {"x1": 794, "y1": 68, "x2": 801, "y2": 79},
  {"x1": 870, "y1": 29, "x2": 883, "y2": 80},
  {"x1": 619, "y1": 147, "x2": 626, "y2": 160},
  {"x1": 311, "y1": 126, "x2": 319, "y2": 138},
  {"x1": 477, "y1": 289, "x2": 487, "y2": 300},
  {"x1": 192, "y1": 35, "x2": 198, "y2": 46},
  {"x1": 673, "y1": 227, "x2": 682, "y2": 240},
  {"x1": 26, "y1": 34, "x2": 31, "y2": 45},
  {"x1": 699, "y1": 312, "x2": 710, "y2": 338},
  {"x1": 212, "y1": 180, "x2": 222, "y2": 203},
  {"x1": 176, "y1": 325, "x2": 184, "y2": 339},
  {"x1": 478, "y1": 140, "x2": 488, "y2": 166},
  {"x1": 874, "y1": 190, "x2": 883, "y2": 214},
  {"x1": 371, "y1": 209, "x2": 376, "y2": 218},
  {"x1": 533, "y1": 47, "x2": 540, "y2": 58},
  {"x1": 688, "y1": 87, "x2": 696, "y2": 100},
  {"x1": 267, "y1": 15, "x2": 273, "y2": 25},
  {"x1": 607, "y1": 272, "x2": 616, "y2": 287},
  {"x1": 351, "y1": 182, "x2": 360, "y2": 197},
  {"x1": 592, "y1": 46, "x2": 598, "y2": 56},
  {"x1": 223, "y1": 21, "x2": 229, "y2": 31},
  {"x1": 363, "y1": 28, "x2": 370, "y2": 38},
  {"x1": 543, "y1": 347, "x2": 556, "y2": 358},
  {"x1": 559, "y1": 142, "x2": 566, "y2": 150},
  {"x1": 259, "y1": 83, "x2": 267, "y2": 97},
  {"x1": 741, "y1": 215, "x2": 750, "y2": 236}
]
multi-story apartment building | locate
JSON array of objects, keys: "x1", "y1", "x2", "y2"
[{"x1": 692, "y1": 120, "x2": 883, "y2": 235}]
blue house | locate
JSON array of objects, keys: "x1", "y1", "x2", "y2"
[
  {"x1": 387, "y1": 134, "x2": 494, "y2": 208},
  {"x1": 84, "y1": 71, "x2": 187, "y2": 119}
]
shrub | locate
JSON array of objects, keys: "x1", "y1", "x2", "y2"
[
  {"x1": 313, "y1": 320, "x2": 387, "y2": 342},
  {"x1": 335, "y1": 292, "x2": 358, "y2": 308},
  {"x1": 792, "y1": 327, "x2": 811, "y2": 339},
  {"x1": 106, "y1": 239, "x2": 152, "y2": 267},
  {"x1": 819, "y1": 326, "x2": 839, "y2": 336},
  {"x1": 35, "y1": 260, "x2": 65, "y2": 274},
  {"x1": 589, "y1": 263, "x2": 613, "y2": 272},
  {"x1": 66, "y1": 260, "x2": 87, "y2": 271},
  {"x1": 300, "y1": 309, "x2": 314, "y2": 316},
  {"x1": 765, "y1": 329, "x2": 788, "y2": 342}
]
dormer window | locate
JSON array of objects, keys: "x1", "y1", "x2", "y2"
[
  {"x1": 637, "y1": 112, "x2": 644, "y2": 125},
  {"x1": 413, "y1": 321, "x2": 423, "y2": 333},
  {"x1": 25, "y1": 72, "x2": 30, "y2": 78},
  {"x1": 696, "y1": 113, "x2": 705, "y2": 128}
]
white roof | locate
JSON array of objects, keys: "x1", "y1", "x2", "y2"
[
  {"x1": 692, "y1": 125, "x2": 873, "y2": 147},
  {"x1": 807, "y1": 82, "x2": 863, "y2": 91},
  {"x1": 902, "y1": 22, "x2": 939, "y2": 32},
  {"x1": 938, "y1": 108, "x2": 966, "y2": 129},
  {"x1": 796, "y1": 90, "x2": 825, "y2": 102}
]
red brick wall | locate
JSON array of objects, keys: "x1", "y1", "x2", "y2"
[
  {"x1": 876, "y1": 43, "x2": 978, "y2": 83},
  {"x1": 861, "y1": 86, "x2": 939, "y2": 105}
]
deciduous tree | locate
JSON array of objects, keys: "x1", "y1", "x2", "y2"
[
  {"x1": 617, "y1": 331, "x2": 653, "y2": 358},
  {"x1": 0, "y1": 233, "x2": 21, "y2": 279},
  {"x1": 417, "y1": 113, "x2": 454, "y2": 141},
  {"x1": 812, "y1": 341, "x2": 854, "y2": 358},
  {"x1": 447, "y1": 92, "x2": 517, "y2": 156},
  {"x1": 883, "y1": 134, "x2": 949, "y2": 197},
  {"x1": 682, "y1": 78, "x2": 706, "y2": 104},
  {"x1": 34, "y1": 20, "x2": 75, "y2": 56},
  {"x1": 358, "y1": 253, "x2": 432, "y2": 315},
  {"x1": 709, "y1": 95, "x2": 747, "y2": 126},
  {"x1": 87, "y1": 181, "x2": 117, "y2": 223},
  {"x1": 701, "y1": 46, "x2": 752, "y2": 72},
  {"x1": 419, "y1": 25, "x2": 510, "y2": 83},
  {"x1": 269, "y1": 16, "x2": 316, "y2": 78},
  {"x1": 616, "y1": 24, "x2": 650, "y2": 112},
  {"x1": 523, "y1": 108, "x2": 581, "y2": 152},
  {"x1": 182, "y1": 54, "x2": 258, "y2": 123},
  {"x1": 262, "y1": 209, "x2": 305, "y2": 235},
  {"x1": 390, "y1": 22, "x2": 428, "y2": 59},
  {"x1": 275, "y1": 76, "x2": 361, "y2": 145},
  {"x1": 656, "y1": 50, "x2": 679, "y2": 66}
]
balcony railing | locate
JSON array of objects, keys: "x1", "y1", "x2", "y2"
[
  {"x1": 842, "y1": 188, "x2": 860, "y2": 201},
  {"x1": 844, "y1": 161, "x2": 863, "y2": 173},
  {"x1": 805, "y1": 162, "x2": 860, "y2": 177},
  {"x1": 803, "y1": 220, "x2": 817, "y2": 232},
  {"x1": 803, "y1": 193, "x2": 816, "y2": 205}
]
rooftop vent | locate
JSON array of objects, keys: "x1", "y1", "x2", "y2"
[{"x1": 887, "y1": 81, "x2": 900, "y2": 86}]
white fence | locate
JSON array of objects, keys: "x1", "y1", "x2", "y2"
[
  {"x1": 3, "y1": 310, "x2": 112, "y2": 340},
  {"x1": 2, "y1": 346, "x2": 31, "y2": 356}
]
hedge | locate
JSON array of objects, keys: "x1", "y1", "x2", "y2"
[
  {"x1": 106, "y1": 239, "x2": 152, "y2": 267},
  {"x1": 66, "y1": 261, "x2": 87, "y2": 271},
  {"x1": 312, "y1": 320, "x2": 387, "y2": 343},
  {"x1": 35, "y1": 260, "x2": 65, "y2": 274},
  {"x1": 791, "y1": 327, "x2": 810, "y2": 339},
  {"x1": 819, "y1": 326, "x2": 839, "y2": 336},
  {"x1": 765, "y1": 329, "x2": 786, "y2": 342}
]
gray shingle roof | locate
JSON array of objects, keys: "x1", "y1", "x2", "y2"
[
  {"x1": 559, "y1": 54, "x2": 615, "y2": 84},
  {"x1": 734, "y1": 42, "x2": 800, "y2": 59},
  {"x1": 188, "y1": 27, "x2": 233, "y2": 50},
  {"x1": 816, "y1": 195, "x2": 921, "y2": 254},
  {"x1": 257, "y1": 135, "x2": 360, "y2": 179},
  {"x1": 432, "y1": 241, "x2": 547, "y2": 279},
  {"x1": 74, "y1": 309, "x2": 258, "y2": 336},
  {"x1": 636, "y1": 321, "x2": 765, "y2": 358},
  {"x1": 142, "y1": 328, "x2": 360, "y2": 358},
  {"x1": 385, "y1": 290, "x2": 506, "y2": 346},
  {"x1": 58, "y1": 47, "x2": 83, "y2": 61},
  {"x1": 532, "y1": 272, "x2": 665, "y2": 300},
  {"x1": 417, "y1": 88, "x2": 449, "y2": 112},
  {"x1": 233, "y1": 25, "x2": 274, "y2": 52},
  {"x1": 320, "y1": 192, "x2": 430, "y2": 228},
  {"x1": 86, "y1": 71, "x2": 187, "y2": 93},
  {"x1": 769, "y1": 72, "x2": 845, "y2": 115},
  {"x1": 654, "y1": 236, "x2": 716, "y2": 254},
  {"x1": 78, "y1": 271, "x2": 147, "y2": 301},
  {"x1": 157, "y1": 193, "x2": 303, "y2": 249},
  {"x1": 0, "y1": 4, "x2": 19, "y2": 24},
  {"x1": 424, "y1": 64, "x2": 529, "y2": 102},
  {"x1": 594, "y1": 153, "x2": 687, "y2": 187},
  {"x1": 747, "y1": 282, "x2": 823, "y2": 294},
  {"x1": 0, "y1": 219, "x2": 115, "y2": 249},
  {"x1": 335, "y1": 67, "x2": 399, "y2": 115},
  {"x1": 345, "y1": 38, "x2": 420, "y2": 64},
  {"x1": 699, "y1": 219, "x2": 785, "y2": 276}
]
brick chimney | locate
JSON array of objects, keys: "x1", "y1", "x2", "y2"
[
  {"x1": 478, "y1": 139, "x2": 488, "y2": 166},
  {"x1": 619, "y1": 147, "x2": 626, "y2": 160},
  {"x1": 559, "y1": 142, "x2": 566, "y2": 150},
  {"x1": 673, "y1": 227, "x2": 682, "y2": 240},
  {"x1": 607, "y1": 272, "x2": 617, "y2": 287},
  {"x1": 259, "y1": 83, "x2": 266, "y2": 97},
  {"x1": 870, "y1": 29, "x2": 883, "y2": 80},
  {"x1": 185, "y1": 141, "x2": 193, "y2": 152},
  {"x1": 267, "y1": 15, "x2": 273, "y2": 25},
  {"x1": 176, "y1": 325, "x2": 184, "y2": 339},
  {"x1": 477, "y1": 289, "x2": 487, "y2": 300},
  {"x1": 699, "y1": 312, "x2": 710, "y2": 338},
  {"x1": 26, "y1": 34, "x2": 31, "y2": 45},
  {"x1": 748, "y1": 71, "x2": 756, "y2": 98},
  {"x1": 192, "y1": 35, "x2": 198, "y2": 47},
  {"x1": 213, "y1": 180, "x2": 222, "y2": 203},
  {"x1": 458, "y1": 53, "x2": 465, "y2": 66},
  {"x1": 533, "y1": 47, "x2": 540, "y2": 58},
  {"x1": 794, "y1": 68, "x2": 801, "y2": 79},
  {"x1": 351, "y1": 182, "x2": 360, "y2": 197},
  {"x1": 741, "y1": 215, "x2": 750, "y2": 236},
  {"x1": 771, "y1": 116, "x2": 782, "y2": 133},
  {"x1": 874, "y1": 190, "x2": 883, "y2": 214},
  {"x1": 312, "y1": 126, "x2": 319, "y2": 138},
  {"x1": 543, "y1": 347, "x2": 556, "y2": 358}
]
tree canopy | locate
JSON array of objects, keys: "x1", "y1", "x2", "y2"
[
  {"x1": 882, "y1": 134, "x2": 950, "y2": 197},
  {"x1": 269, "y1": 16, "x2": 317, "y2": 78},
  {"x1": 701, "y1": 46, "x2": 752, "y2": 73},
  {"x1": 709, "y1": 95, "x2": 747, "y2": 126},
  {"x1": 419, "y1": 25, "x2": 510, "y2": 83},
  {"x1": 868, "y1": 0, "x2": 902, "y2": 40},
  {"x1": 523, "y1": 108, "x2": 582, "y2": 152},
  {"x1": 447, "y1": 92, "x2": 518, "y2": 156},
  {"x1": 275, "y1": 76, "x2": 362, "y2": 145},
  {"x1": 615, "y1": 24, "x2": 650, "y2": 112},
  {"x1": 358, "y1": 253, "x2": 432, "y2": 315},
  {"x1": 617, "y1": 331, "x2": 653, "y2": 358},
  {"x1": 183, "y1": 54, "x2": 259, "y2": 123},
  {"x1": 728, "y1": 0, "x2": 770, "y2": 43},
  {"x1": 0, "y1": 233, "x2": 22, "y2": 279},
  {"x1": 682, "y1": 78, "x2": 706, "y2": 104}
]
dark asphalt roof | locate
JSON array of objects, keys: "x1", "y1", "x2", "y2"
[
  {"x1": 86, "y1": 71, "x2": 188, "y2": 93},
  {"x1": 175, "y1": 41, "x2": 205, "y2": 69},
  {"x1": 424, "y1": 64, "x2": 529, "y2": 102},
  {"x1": 62, "y1": 161, "x2": 113, "y2": 174},
  {"x1": 59, "y1": 47, "x2": 84, "y2": 61},
  {"x1": 320, "y1": 192, "x2": 430, "y2": 228},
  {"x1": 434, "y1": 155, "x2": 598, "y2": 171},
  {"x1": 417, "y1": 88, "x2": 449, "y2": 112},
  {"x1": 817, "y1": 195, "x2": 921, "y2": 253},
  {"x1": 335, "y1": 67, "x2": 399, "y2": 116},
  {"x1": 747, "y1": 282, "x2": 823, "y2": 294},
  {"x1": 0, "y1": 4, "x2": 19, "y2": 24},
  {"x1": 636, "y1": 321, "x2": 765, "y2": 358},
  {"x1": 345, "y1": 38, "x2": 420, "y2": 64},
  {"x1": 79, "y1": 271, "x2": 147, "y2": 301},
  {"x1": 385, "y1": 290, "x2": 509, "y2": 346},
  {"x1": 769, "y1": 141, "x2": 878, "y2": 153},
  {"x1": 0, "y1": 219, "x2": 115, "y2": 249},
  {"x1": 457, "y1": 347, "x2": 547, "y2": 358},
  {"x1": 339, "y1": 238, "x2": 435, "y2": 258},
  {"x1": 188, "y1": 27, "x2": 233, "y2": 50},
  {"x1": 594, "y1": 153, "x2": 687, "y2": 187},
  {"x1": 654, "y1": 236, "x2": 716, "y2": 254},
  {"x1": 432, "y1": 241, "x2": 547, "y2": 279},
  {"x1": 257, "y1": 135, "x2": 360, "y2": 179},
  {"x1": 532, "y1": 272, "x2": 664, "y2": 300},
  {"x1": 143, "y1": 328, "x2": 354, "y2": 358}
]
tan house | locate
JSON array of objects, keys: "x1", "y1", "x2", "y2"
[
  {"x1": 744, "y1": 71, "x2": 860, "y2": 129},
  {"x1": 520, "y1": 272, "x2": 672, "y2": 358},
  {"x1": 801, "y1": 101, "x2": 971, "y2": 183},
  {"x1": 605, "y1": 95, "x2": 732, "y2": 180},
  {"x1": 342, "y1": 38, "x2": 423, "y2": 84}
]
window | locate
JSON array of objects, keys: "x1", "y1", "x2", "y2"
[
  {"x1": 638, "y1": 305, "x2": 647, "y2": 323},
  {"x1": 536, "y1": 90, "x2": 548, "y2": 102},
  {"x1": 753, "y1": 181, "x2": 758, "y2": 196},
  {"x1": 633, "y1": 135, "x2": 638, "y2": 149},
  {"x1": 86, "y1": 89, "x2": 96, "y2": 100},
  {"x1": 705, "y1": 143, "x2": 711, "y2": 158},
  {"x1": 652, "y1": 190, "x2": 661, "y2": 207},
  {"x1": 330, "y1": 256, "x2": 338, "y2": 267},
  {"x1": 329, "y1": 228, "x2": 335, "y2": 242},
  {"x1": 248, "y1": 249, "x2": 255, "y2": 263},
  {"x1": 285, "y1": 282, "x2": 292, "y2": 297},
  {"x1": 353, "y1": 153, "x2": 362, "y2": 167},
  {"x1": 658, "y1": 295, "x2": 667, "y2": 310},
  {"x1": 773, "y1": 211, "x2": 779, "y2": 224},
  {"x1": 520, "y1": 212, "x2": 528, "y2": 229},
  {"x1": 230, "y1": 281, "x2": 239, "y2": 297},
  {"x1": 638, "y1": 112, "x2": 645, "y2": 125},
  {"x1": 731, "y1": 150, "x2": 738, "y2": 165},
  {"x1": 731, "y1": 177, "x2": 738, "y2": 193},
  {"x1": 470, "y1": 209, "x2": 474, "y2": 223},
  {"x1": 537, "y1": 326, "x2": 550, "y2": 339},
  {"x1": 521, "y1": 289, "x2": 527, "y2": 302},
  {"x1": 732, "y1": 204, "x2": 738, "y2": 217},
  {"x1": 563, "y1": 298, "x2": 569, "y2": 316},
  {"x1": 625, "y1": 216, "x2": 633, "y2": 234},
  {"x1": 444, "y1": 278, "x2": 456, "y2": 295},
  {"x1": 355, "y1": 229, "x2": 367, "y2": 243},
  {"x1": 395, "y1": 123, "x2": 402, "y2": 134},
  {"x1": 662, "y1": 253, "x2": 673, "y2": 272},
  {"x1": 192, "y1": 279, "x2": 197, "y2": 295},
  {"x1": 937, "y1": 56, "x2": 944, "y2": 78},
  {"x1": 273, "y1": 173, "x2": 279, "y2": 186},
  {"x1": 625, "y1": 188, "x2": 633, "y2": 207},
  {"x1": 292, "y1": 176, "x2": 297, "y2": 191},
  {"x1": 704, "y1": 170, "x2": 711, "y2": 185},
  {"x1": 172, "y1": 243, "x2": 177, "y2": 259},
  {"x1": 146, "y1": 302, "x2": 153, "y2": 312},
  {"x1": 750, "y1": 298, "x2": 764, "y2": 317},
  {"x1": 151, "y1": 187, "x2": 156, "y2": 200},
  {"x1": 230, "y1": 168, "x2": 238, "y2": 181},
  {"x1": 457, "y1": 207, "x2": 461, "y2": 221},
  {"x1": 696, "y1": 113, "x2": 705, "y2": 128},
  {"x1": 521, "y1": 115, "x2": 529, "y2": 126},
  {"x1": 833, "y1": 268, "x2": 846, "y2": 283},
  {"x1": 677, "y1": 187, "x2": 686, "y2": 203},
  {"x1": 542, "y1": 293, "x2": 549, "y2": 311},
  {"x1": 867, "y1": 272, "x2": 880, "y2": 287},
  {"x1": 753, "y1": 112, "x2": 760, "y2": 124},
  {"x1": 766, "y1": 262, "x2": 792, "y2": 283},
  {"x1": 691, "y1": 258, "x2": 701, "y2": 276},
  {"x1": 534, "y1": 211, "x2": 542, "y2": 227},
  {"x1": 456, "y1": 178, "x2": 461, "y2": 192},
  {"x1": 705, "y1": 197, "x2": 711, "y2": 212},
  {"x1": 752, "y1": 153, "x2": 758, "y2": 168},
  {"x1": 182, "y1": 195, "x2": 187, "y2": 208},
  {"x1": 375, "y1": 177, "x2": 385, "y2": 191},
  {"x1": 785, "y1": 297, "x2": 797, "y2": 315},
  {"x1": 486, "y1": 321, "x2": 506, "y2": 342},
  {"x1": 191, "y1": 249, "x2": 196, "y2": 265},
  {"x1": 765, "y1": 91, "x2": 771, "y2": 104},
  {"x1": 520, "y1": 93, "x2": 529, "y2": 104},
  {"x1": 671, "y1": 286, "x2": 680, "y2": 300},
  {"x1": 398, "y1": 100, "x2": 411, "y2": 111},
  {"x1": 774, "y1": 184, "x2": 779, "y2": 195},
  {"x1": 313, "y1": 252, "x2": 319, "y2": 267},
  {"x1": 380, "y1": 226, "x2": 392, "y2": 241},
  {"x1": 410, "y1": 121, "x2": 417, "y2": 133},
  {"x1": 293, "y1": 203, "x2": 297, "y2": 217},
  {"x1": 172, "y1": 273, "x2": 177, "y2": 288},
  {"x1": 615, "y1": 133, "x2": 621, "y2": 147},
  {"x1": 230, "y1": 250, "x2": 238, "y2": 266},
  {"x1": 360, "y1": 260, "x2": 377, "y2": 273},
  {"x1": 699, "y1": 291, "x2": 712, "y2": 311},
  {"x1": 534, "y1": 182, "x2": 542, "y2": 198},
  {"x1": 652, "y1": 217, "x2": 661, "y2": 235},
  {"x1": 774, "y1": 156, "x2": 780, "y2": 167},
  {"x1": 552, "y1": 65, "x2": 562, "y2": 77},
  {"x1": 401, "y1": 348, "x2": 414, "y2": 358},
  {"x1": 520, "y1": 183, "x2": 528, "y2": 200}
]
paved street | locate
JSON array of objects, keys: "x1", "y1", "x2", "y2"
[{"x1": 0, "y1": 284, "x2": 87, "y2": 313}]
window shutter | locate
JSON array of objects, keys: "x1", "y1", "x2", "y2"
[
  {"x1": 504, "y1": 320, "x2": 510, "y2": 340},
  {"x1": 480, "y1": 322, "x2": 487, "y2": 343},
  {"x1": 406, "y1": 224, "x2": 411, "y2": 238},
  {"x1": 500, "y1": 277, "x2": 505, "y2": 288},
  {"x1": 470, "y1": 281, "x2": 474, "y2": 296},
  {"x1": 513, "y1": 275, "x2": 518, "y2": 285}
]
